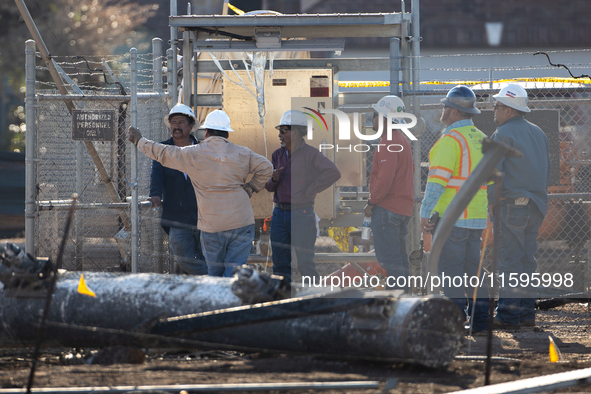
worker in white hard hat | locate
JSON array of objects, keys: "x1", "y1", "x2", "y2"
[
  {"x1": 129, "y1": 109, "x2": 272, "y2": 277},
  {"x1": 265, "y1": 109, "x2": 341, "y2": 283},
  {"x1": 363, "y1": 95, "x2": 414, "y2": 291},
  {"x1": 420, "y1": 85, "x2": 490, "y2": 335},
  {"x1": 148, "y1": 103, "x2": 207, "y2": 275},
  {"x1": 489, "y1": 83, "x2": 551, "y2": 329}
]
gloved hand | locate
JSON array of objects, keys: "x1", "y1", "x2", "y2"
[
  {"x1": 128, "y1": 126, "x2": 143, "y2": 145},
  {"x1": 242, "y1": 182, "x2": 255, "y2": 198}
]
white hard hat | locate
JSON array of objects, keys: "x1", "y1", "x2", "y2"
[
  {"x1": 201, "y1": 109, "x2": 235, "y2": 132},
  {"x1": 372, "y1": 95, "x2": 405, "y2": 114},
  {"x1": 276, "y1": 110, "x2": 308, "y2": 129},
  {"x1": 164, "y1": 104, "x2": 198, "y2": 132},
  {"x1": 493, "y1": 83, "x2": 531, "y2": 113}
]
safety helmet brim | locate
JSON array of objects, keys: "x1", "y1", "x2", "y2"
[
  {"x1": 201, "y1": 110, "x2": 235, "y2": 132},
  {"x1": 276, "y1": 110, "x2": 308, "y2": 129},
  {"x1": 492, "y1": 96, "x2": 531, "y2": 113},
  {"x1": 440, "y1": 97, "x2": 481, "y2": 114}
]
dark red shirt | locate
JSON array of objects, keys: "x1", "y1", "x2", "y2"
[
  {"x1": 265, "y1": 147, "x2": 291, "y2": 204},
  {"x1": 368, "y1": 130, "x2": 414, "y2": 217}
]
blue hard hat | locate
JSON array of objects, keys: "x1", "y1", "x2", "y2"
[{"x1": 440, "y1": 85, "x2": 481, "y2": 114}]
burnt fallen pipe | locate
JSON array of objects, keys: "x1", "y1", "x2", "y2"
[{"x1": 0, "y1": 246, "x2": 464, "y2": 368}]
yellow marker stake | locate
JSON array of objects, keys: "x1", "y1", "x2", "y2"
[
  {"x1": 549, "y1": 336, "x2": 562, "y2": 362},
  {"x1": 78, "y1": 274, "x2": 96, "y2": 297}
]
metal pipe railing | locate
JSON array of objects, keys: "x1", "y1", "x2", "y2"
[
  {"x1": 130, "y1": 48, "x2": 139, "y2": 273},
  {"x1": 25, "y1": 40, "x2": 36, "y2": 257}
]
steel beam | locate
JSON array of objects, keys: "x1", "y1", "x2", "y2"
[{"x1": 170, "y1": 13, "x2": 405, "y2": 39}]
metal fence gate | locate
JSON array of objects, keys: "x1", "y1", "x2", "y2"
[{"x1": 28, "y1": 41, "x2": 171, "y2": 273}]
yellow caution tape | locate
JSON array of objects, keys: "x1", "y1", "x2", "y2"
[
  {"x1": 338, "y1": 81, "x2": 391, "y2": 88},
  {"x1": 77, "y1": 273, "x2": 96, "y2": 297},
  {"x1": 227, "y1": 3, "x2": 245, "y2": 15},
  {"x1": 338, "y1": 77, "x2": 591, "y2": 88}
]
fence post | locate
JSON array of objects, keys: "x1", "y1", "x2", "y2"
[
  {"x1": 411, "y1": 0, "x2": 422, "y2": 254},
  {"x1": 130, "y1": 47, "x2": 139, "y2": 273},
  {"x1": 25, "y1": 40, "x2": 36, "y2": 257},
  {"x1": 170, "y1": 0, "x2": 178, "y2": 106},
  {"x1": 153, "y1": 38, "x2": 163, "y2": 93},
  {"x1": 389, "y1": 38, "x2": 401, "y2": 96},
  {"x1": 183, "y1": 30, "x2": 192, "y2": 106},
  {"x1": 152, "y1": 38, "x2": 166, "y2": 273}
]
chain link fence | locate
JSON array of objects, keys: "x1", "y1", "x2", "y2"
[
  {"x1": 32, "y1": 52, "x2": 171, "y2": 273},
  {"x1": 29, "y1": 48, "x2": 591, "y2": 297}
]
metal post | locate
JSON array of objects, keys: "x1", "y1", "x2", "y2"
[
  {"x1": 411, "y1": 0, "x2": 422, "y2": 254},
  {"x1": 193, "y1": 32, "x2": 198, "y2": 115},
  {"x1": 166, "y1": 48, "x2": 173, "y2": 104},
  {"x1": 170, "y1": 0, "x2": 178, "y2": 106},
  {"x1": 130, "y1": 48, "x2": 139, "y2": 273},
  {"x1": 75, "y1": 141, "x2": 84, "y2": 271},
  {"x1": 389, "y1": 38, "x2": 401, "y2": 96},
  {"x1": 153, "y1": 38, "x2": 163, "y2": 93},
  {"x1": 400, "y1": 29, "x2": 411, "y2": 98},
  {"x1": 152, "y1": 38, "x2": 165, "y2": 273},
  {"x1": 400, "y1": 3, "x2": 414, "y2": 250},
  {"x1": 25, "y1": 40, "x2": 36, "y2": 257},
  {"x1": 489, "y1": 68, "x2": 494, "y2": 105},
  {"x1": 183, "y1": 30, "x2": 192, "y2": 106}
]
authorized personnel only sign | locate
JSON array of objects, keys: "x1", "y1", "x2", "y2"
[{"x1": 72, "y1": 109, "x2": 116, "y2": 141}]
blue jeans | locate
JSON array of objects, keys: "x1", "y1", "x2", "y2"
[
  {"x1": 270, "y1": 207, "x2": 292, "y2": 282},
  {"x1": 200, "y1": 224, "x2": 255, "y2": 277},
  {"x1": 439, "y1": 226, "x2": 489, "y2": 332},
  {"x1": 168, "y1": 227, "x2": 208, "y2": 275},
  {"x1": 291, "y1": 207, "x2": 319, "y2": 280},
  {"x1": 495, "y1": 201, "x2": 544, "y2": 325},
  {"x1": 371, "y1": 206, "x2": 410, "y2": 290}
]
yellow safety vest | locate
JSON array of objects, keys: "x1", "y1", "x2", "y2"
[{"x1": 427, "y1": 124, "x2": 488, "y2": 219}]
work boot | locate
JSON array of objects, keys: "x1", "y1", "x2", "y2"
[
  {"x1": 492, "y1": 317, "x2": 519, "y2": 330},
  {"x1": 521, "y1": 319, "x2": 536, "y2": 327}
]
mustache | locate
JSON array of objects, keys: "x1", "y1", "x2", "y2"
[{"x1": 173, "y1": 128, "x2": 183, "y2": 133}]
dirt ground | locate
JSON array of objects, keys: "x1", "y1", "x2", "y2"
[
  {"x1": 2, "y1": 237, "x2": 591, "y2": 393},
  {"x1": 1, "y1": 303, "x2": 591, "y2": 394}
]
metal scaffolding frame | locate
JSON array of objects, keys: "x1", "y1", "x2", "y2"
[{"x1": 167, "y1": 0, "x2": 423, "y2": 254}]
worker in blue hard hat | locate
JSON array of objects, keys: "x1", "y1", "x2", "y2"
[{"x1": 421, "y1": 85, "x2": 490, "y2": 335}]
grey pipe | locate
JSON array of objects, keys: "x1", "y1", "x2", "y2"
[
  {"x1": 0, "y1": 381, "x2": 381, "y2": 394},
  {"x1": 25, "y1": 40, "x2": 36, "y2": 257},
  {"x1": 389, "y1": 38, "x2": 400, "y2": 96},
  {"x1": 153, "y1": 38, "x2": 164, "y2": 93},
  {"x1": 130, "y1": 48, "x2": 139, "y2": 273},
  {"x1": 411, "y1": 0, "x2": 422, "y2": 254},
  {"x1": 183, "y1": 30, "x2": 192, "y2": 106},
  {"x1": 170, "y1": 0, "x2": 178, "y2": 106}
]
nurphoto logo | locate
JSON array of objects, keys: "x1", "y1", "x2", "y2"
[{"x1": 301, "y1": 108, "x2": 418, "y2": 153}]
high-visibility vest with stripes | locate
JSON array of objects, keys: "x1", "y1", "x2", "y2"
[{"x1": 428, "y1": 124, "x2": 488, "y2": 220}]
